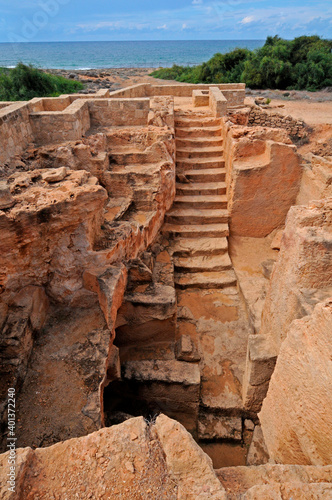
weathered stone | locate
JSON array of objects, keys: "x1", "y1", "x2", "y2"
[
  {"x1": 155, "y1": 414, "x2": 227, "y2": 499},
  {"x1": 198, "y1": 412, "x2": 242, "y2": 441},
  {"x1": 225, "y1": 126, "x2": 302, "y2": 237},
  {"x1": 11, "y1": 285, "x2": 49, "y2": 331},
  {"x1": 42, "y1": 166, "x2": 68, "y2": 183},
  {"x1": 244, "y1": 419, "x2": 255, "y2": 431},
  {"x1": 246, "y1": 426, "x2": 269, "y2": 465},
  {"x1": 0, "y1": 181, "x2": 15, "y2": 209},
  {"x1": 219, "y1": 463, "x2": 332, "y2": 499},
  {"x1": 123, "y1": 359, "x2": 200, "y2": 386},
  {"x1": 270, "y1": 229, "x2": 284, "y2": 250},
  {"x1": 127, "y1": 258, "x2": 153, "y2": 286},
  {"x1": 259, "y1": 299, "x2": 332, "y2": 465},
  {"x1": 260, "y1": 198, "x2": 332, "y2": 352},
  {"x1": 175, "y1": 334, "x2": 200, "y2": 362},
  {"x1": 0, "y1": 415, "x2": 227, "y2": 499}
]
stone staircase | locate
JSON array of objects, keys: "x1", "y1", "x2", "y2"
[{"x1": 163, "y1": 111, "x2": 237, "y2": 291}]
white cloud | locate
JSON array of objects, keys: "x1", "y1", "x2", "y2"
[
  {"x1": 192, "y1": 0, "x2": 203, "y2": 5},
  {"x1": 239, "y1": 15, "x2": 255, "y2": 24},
  {"x1": 182, "y1": 23, "x2": 188, "y2": 29},
  {"x1": 157, "y1": 24, "x2": 167, "y2": 30}
]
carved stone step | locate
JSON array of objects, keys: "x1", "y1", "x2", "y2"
[
  {"x1": 177, "y1": 157, "x2": 225, "y2": 170},
  {"x1": 162, "y1": 223, "x2": 229, "y2": 238},
  {"x1": 183, "y1": 168, "x2": 226, "y2": 182},
  {"x1": 176, "y1": 137, "x2": 223, "y2": 149},
  {"x1": 176, "y1": 182, "x2": 226, "y2": 196},
  {"x1": 174, "y1": 254, "x2": 232, "y2": 273},
  {"x1": 175, "y1": 125, "x2": 223, "y2": 138},
  {"x1": 170, "y1": 237, "x2": 228, "y2": 257},
  {"x1": 174, "y1": 270, "x2": 237, "y2": 289},
  {"x1": 175, "y1": 116, "x2": 222, "y2": 128},
  {"x1": 177, "y1": 146, "x2": 224, "y2": 159},
  {"x1": 174, "y1": 195, "x2": 228, "y2": 210},
  {"x1": 165, "y1": 208, "x2": 229, "y2": 225}
]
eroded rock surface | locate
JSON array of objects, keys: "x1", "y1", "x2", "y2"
[
  {"x1": 0, "y1": 415, "x2": 226, "y2": 500},
  {"x1": 217, "y1": 463, "x2": 332, "y2": 499},
  {"x1": 259, "y1": 299, "x2": 332, "y2": 465}
]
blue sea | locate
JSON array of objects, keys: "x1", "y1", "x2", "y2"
[{"x1": 0, "y1": 40, "x2": 264, "y2": 69}]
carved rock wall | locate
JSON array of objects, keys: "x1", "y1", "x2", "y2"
[
  {"x1": 222, "y1": 124, "x2": 302, "y2": 237},
  {"x1": 259, "y1": 299, "x2": 332, "y2": 465}
]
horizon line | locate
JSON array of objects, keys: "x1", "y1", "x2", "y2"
[{"x1": 0, "y1": 38, "x2": 269, "y2": 44}]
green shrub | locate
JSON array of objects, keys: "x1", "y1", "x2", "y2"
[
  {"x1": 150, "y1": 36, "x2": 332, "y2": 91},
  {"x1": 0, "y1": 63, "x2": 83, "y2": 101}
]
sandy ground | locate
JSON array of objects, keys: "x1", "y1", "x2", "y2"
[{"x1": 263, "y1": 99, "x2": 332, "y2": 126}]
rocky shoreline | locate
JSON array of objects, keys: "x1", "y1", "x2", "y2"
[
  {"x1": 43, "y1": 67, "x2": 332, "y2": 101},
  {"x1": 44, "y1": 67, "x2": 157, "y2": 94}
]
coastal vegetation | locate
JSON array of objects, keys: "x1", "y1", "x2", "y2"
[
  {"x1": 151, "y1": 36, "x2": 332, "y2": 91},
  {"x1": 0, "y1": 63, "x2": 83, "y2": 101}
]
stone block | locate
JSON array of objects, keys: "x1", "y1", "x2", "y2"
[
  {"x1": 246, "y1": 426, "x2": 269, "y2": 465},
  {"x1": 175, "y1": 334, "x2": 200, "y2": 362},
  {"x1": 198, "y1": 412, "x2": 242, "y2": 441},
  {"x1": 0, "y1": 182, "x2": 15, "y2": 210}
]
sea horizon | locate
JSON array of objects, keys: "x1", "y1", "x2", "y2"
[{"x1": 0, "y1": 39, "x2": 265, "y2": 70}]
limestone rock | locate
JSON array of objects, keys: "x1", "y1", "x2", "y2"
[
  {"x1": 198, "y1": 412, "x2": 242, "y2": 441},
  {"x1": 0, "y1": 181, "x2": 15, "y2": 210},
  {"x1": 175, "y1": 334, "x2": 200, "y2": 362},
  {"x1": 42, "y1": 166, "x2": 68, "y2": 183},
  {"x1": 243, "y1": 483, "x2": 332, "y2": 499},
  {"x1": 259, "y1": 299, "x2": 332, "y2": 465},
  {"x1": 217, "y1": 463, "x2": 332, "y2": 499},
  {"x1": 261, "y1": 198, "x2": 332, "y2": 351},
  {"x1": 225, "y1": 126, "x2": 302, "y2": 237},
  {"x1": 155, "y1": 414, "x2": 227, "y2": 499},
  {"x1": 246, "y1": 426, "x2": 269, "y2": 465},
  {"x1": 0, "y1": 415, "x2": 227, "y2": 499},
  {"x1": 123, "y1": 359, "x2": 200, "y2": 386},
  {"x1": 11, "y1": 285, "x2": 49, "y2": 331},
  {"x1": 0, "y1": 169, "x2": 108, "y2": 305},
  {"x1": 270, "y1": 229, "x2": 284, "y2": 250},
  {"x1": 245, "y1": 198, "x2": 332, "y2": 411}
]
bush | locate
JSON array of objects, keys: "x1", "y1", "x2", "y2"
[
  {"x1": 150, "y1": 35, "x2": 332, "y2": 91},
  {"x1": 0, "y1": 63, "x2": 83, "y2": 101}
]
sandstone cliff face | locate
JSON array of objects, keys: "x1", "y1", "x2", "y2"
[
  {"x1": 259, "y1": 299, "x2": 332, "y2": 466},
  {"x1": 0, "y1": 415, "x2": 226, "y2": 500}
]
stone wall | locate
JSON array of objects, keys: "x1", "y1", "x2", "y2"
[
  {"x1": 30, "y1": 99, "x2": 91, "y2": 146},
  {"x1": 0, "y1": 102, "x2": 34, "y2": 164},
  {"x1": 0, "y1": 102, "x2": 13, "y2": 109},
  {"x1": 29, "y1": 96, "x2": 72, "y2": 112},
  {"x1": 150, "y1": 83, "x2": 245, "y2": 101},
  {"x1": 248, "y1": 106, "x2": 308, "y2": 140},
  {"x1": 259, "y1": 299, "x2": 332, "y2": 465},
  {"x1": 209, "y1": 87, "x2": 227, "y2": 117},
  {"x1": 109, "y1": 83, "x2": 150, "y2": 98},
  {"x1": 0, "y1": 85, "x2": 244, "y2": 164},
  {"x1": 108, "y1": 82, "x2": 246, "y2": 101},
  {"x1": 89, "y1": 98, "x2": 150, "y2": 127}
]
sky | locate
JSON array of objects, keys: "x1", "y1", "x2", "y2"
[{"x1": 0, "y1": 0, "x2": 331, "y2": 43}]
